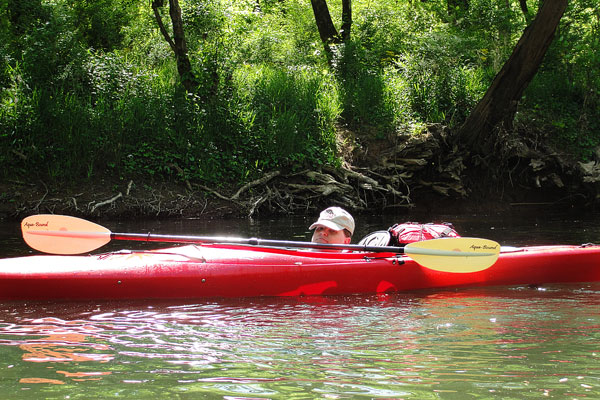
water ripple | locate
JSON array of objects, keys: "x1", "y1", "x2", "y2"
[{"x1": 0, "y1": 286, "x2": 598, "y2": 398}]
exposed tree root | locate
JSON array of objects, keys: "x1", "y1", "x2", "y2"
[
  {"x1": 89, "y1": 192, "x2": 123, "y2": 214},
  {"x1": 2, "y1": 124, "x2": 598, "y2": 221}
]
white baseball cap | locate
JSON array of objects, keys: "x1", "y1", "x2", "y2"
[{"x1": 309, "y1": 207, "x2": 355, "y2": 235}]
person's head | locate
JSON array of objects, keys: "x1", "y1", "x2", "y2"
[{"x1": 309, "y1": 207, "x2": 354, "y2": 245}]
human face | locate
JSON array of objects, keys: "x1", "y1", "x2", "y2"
[{"x1": 311, "y1": 225, "x2": 351, "y2": 245}]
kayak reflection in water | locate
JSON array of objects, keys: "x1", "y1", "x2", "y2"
[{"x1": 309, "y1": 207, "x2": 355, "y2": 245}]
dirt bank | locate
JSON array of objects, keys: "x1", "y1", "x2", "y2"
[{"x1": 2, "y1": 124, "x2": 598, "y2": 222}]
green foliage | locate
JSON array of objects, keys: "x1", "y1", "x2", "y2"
[
  {"x1": 232, "y1": 65, "x2": 339, "y2": 168},
  {"x1": 71, "y1": 0, "x2": 137, "y2": 51},
  {"x1": 519, "y1": 0, "x2": 600, "y2": 160},
  {"x1": 175, "y1": 64, "x2": 341, "y2": 183},
  {"x1": 0, "y1": 0, "x2": 598, "y2": 186},
  {"x1": 387, "y1": 31, "x2": 486, "y2": 126},
  {"x1": 0, "y1": 1, "x2": 12, "y2": 86},
  {"x1": 0, "y1": 51, "x2": 177, "y2": 180}
]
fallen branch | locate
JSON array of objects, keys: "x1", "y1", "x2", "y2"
[
  {"x1": 33, "y1": 181, "x2": 49, "y2": 212},
  {"x1": 89, "y1": 192, "x2": 123, "y2": 214},
  {"x1": 126, "y1": 180, "x2": 134, "y2": 196},
  {"x1": 197, "y1": 184, "x2": 236, "y2": 202},
  {"x1": 167, "y1": 163, "x2": 192, "y2": 191},
  {"x1": 232, "y1": 171, "x2": 280, "y2": 200}
]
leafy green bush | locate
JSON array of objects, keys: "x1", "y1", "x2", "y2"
[
  {"x1": 216, "y1": 64, "x2": 340, "y2": 177},
  {"x1": 518, "y1": 0, "x2": 599, "y2": 160},
  {"x1": 1, "y1": 0, "x2": 598, "y2": 187}
]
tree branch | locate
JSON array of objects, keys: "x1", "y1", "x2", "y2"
[{"x1": 152, "y1": 1, "x2": 176, "y2": 52}]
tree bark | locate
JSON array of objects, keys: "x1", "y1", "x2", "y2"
[
  {"x1": 456, "y1": 0, "x2": 568, "y2": 152},
  {"x1": 518, "y1": 0, "x2": 531, "y2": 22},
  {"x1": 310, "y1": 0, "x2": 340, "y2": 45},
  {"x1": 340, "y1": 0, "x2": 352, "y2": 40},
  {"x1": 152, "y1": 0, "x2": 197, "y2": 93}
]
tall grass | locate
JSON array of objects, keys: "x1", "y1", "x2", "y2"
[
  {"x1": 231, "y1": 65, "x2": 340, "y2": 169},
  {"x1": 0, "y1": 52, "x2": 341, "y2": 184},
  {"x1": 1, "y1": 0, "x2": 598, "y2": 185}
]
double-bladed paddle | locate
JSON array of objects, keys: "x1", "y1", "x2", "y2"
[{"x1": 21, "y1": 214, "x2": 500, "y2": 273}]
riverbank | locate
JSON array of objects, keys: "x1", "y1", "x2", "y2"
[
  {"x1": 0, "y1": 174, "x2": 585, "y2": 223},
  {"x1": 2, "y1": 124, "x2": 598, "y2": 222}
]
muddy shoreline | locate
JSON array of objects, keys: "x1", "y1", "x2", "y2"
[
  {"x1": 0, "y1": 180, "x2": 581, "y2": 221},
  {"x1": 0, "y1": 168, "x2": 591, "y2": 223},
  {"x1": 3, "y1": 125, "x2": 599, "y2": 222}
]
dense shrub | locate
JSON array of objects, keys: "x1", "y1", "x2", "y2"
[{"x1": 0, "y1": 0, "x2": 597, "y2": 183}]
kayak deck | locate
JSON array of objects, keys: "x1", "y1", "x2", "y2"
[{"x1": 0, "y1": 244, "x2": 599, "y2": 300}]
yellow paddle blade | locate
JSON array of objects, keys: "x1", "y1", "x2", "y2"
[
  {"x1": 404, "y1": 237, "x2": 500, "y2": 273},
  {"x1": 22, "y1": 214, "x2": 111, "y2": 254}
]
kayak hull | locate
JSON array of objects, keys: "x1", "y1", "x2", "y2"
[{"x1": 0, "y1": 244, "x2": 599, "y2": 300}]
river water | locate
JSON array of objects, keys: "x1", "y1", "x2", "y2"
[{"x1": 0, "y1": 209, "x2": 599, "y2": 399}]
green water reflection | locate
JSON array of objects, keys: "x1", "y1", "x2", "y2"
[{"x1": 0, "y1": 285, "x2": 598, "y2": 399}]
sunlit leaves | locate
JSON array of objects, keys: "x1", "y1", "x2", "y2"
[{"x1": 0, "y1": 0, "x2": 598, "y2": 183}]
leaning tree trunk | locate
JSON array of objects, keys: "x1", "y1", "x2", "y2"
[
  {"x1": 152, "y1": 0, "x2": 197, "y2": 93},
  {"x1": 310, "y1": 0, "x2": 353, "y2": 65},
  {"x1": 310, "y1": 0, "x2": 341, "y2": 46},
  {"x1": 456, "y1": 0, "x2": 568, "y2": 152}
]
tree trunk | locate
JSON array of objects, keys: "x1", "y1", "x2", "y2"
[
  {"x1": 456, "y1": 0, "x2": 568, "y2": 152},
  {"x1": 152, "y1": 0, "x2": 197, "y2": 93},
  {"x1": 340, "y1": 0, "x2": 352, "y2": 40},
  {"x1": 310, "y1": 0, "x2": 340, "y2": 45},
  {"x1": 518, "y1": 0, "x2": 531, "y2": 22}
]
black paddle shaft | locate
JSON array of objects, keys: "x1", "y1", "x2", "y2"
[{"x1": 111, "y1": 232, "x2": 406, "y2": 253}]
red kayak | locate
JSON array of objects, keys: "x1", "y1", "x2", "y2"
[
  {"x1": 0, "y1": 214, "x2": 597, "y2": 301},
  {"x1": 0, "y1": 242, "x2": 599, "y2": 300}
]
